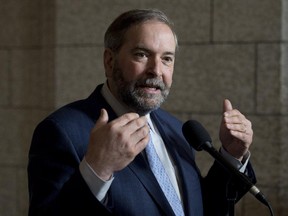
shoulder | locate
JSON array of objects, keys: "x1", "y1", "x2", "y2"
[
  {"x1": 41, "y1": 84, "x2": 105, "y2": 129},
  {"x1": 35, "y1": 99, "x2": 95, "y2": 135},
  {"x1": 31, "y1": 99, "x2": 97, "y2": 159},
  {"x1": 42, "y1": 100, "x2": 93, "y2": 129}
]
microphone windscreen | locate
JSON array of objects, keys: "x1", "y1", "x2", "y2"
[{"x1": 182, "y1": 120, "x2": 212, "y2": 151}]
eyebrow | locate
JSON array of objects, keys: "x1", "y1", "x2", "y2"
[{"x1": 132, "y1": 46, "x2": 175, "y2": 57}]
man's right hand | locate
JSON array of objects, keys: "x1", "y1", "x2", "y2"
[{"x1": 85, "y1": 109, "x2": 149, "y2": 181}]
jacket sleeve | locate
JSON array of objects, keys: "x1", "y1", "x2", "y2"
[{"x1": 27, "y1": 118, "x2": 112, "y2": 216}]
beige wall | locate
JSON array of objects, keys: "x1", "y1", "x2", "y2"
[{"x1": 0, "y1": 0, "x2": 287, "y2": 215}]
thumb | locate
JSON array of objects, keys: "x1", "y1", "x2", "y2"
[
  {"x1": 95, "y1": 108, "x2": 109, "y2": 129},
  {"x1": 223, "y1": 99, "x2": 233, "y2": 113}
]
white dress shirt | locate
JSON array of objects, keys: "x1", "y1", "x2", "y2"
[{"x1": 79, "y1": 82, "x2": 250, "y2": 202}]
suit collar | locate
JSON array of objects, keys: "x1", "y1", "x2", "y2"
[
  {"x1": 101, "y1": 82, "x2": 133, "y2": 116},
  {"x1": 86, "y1": 84, "x2": 118, "y2": 122}
]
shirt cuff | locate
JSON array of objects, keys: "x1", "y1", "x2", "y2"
[
  {"x1": 79, "y1": 157, "x2": 114, "y2": 201},
  {"x1": 220, "y1": 147, "x2": 251, "y2": 173}
]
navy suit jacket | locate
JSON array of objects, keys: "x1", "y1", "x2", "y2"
[{"x1": 28, "y1": 84, "x2": 256, "y2": 216}]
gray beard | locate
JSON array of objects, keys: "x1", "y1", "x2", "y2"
[{"x1": 112, "y1": 68, "x2": 170, "y2": 115}]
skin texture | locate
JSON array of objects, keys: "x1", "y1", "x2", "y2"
[{"x1": 85, "y1": 20, "x2": 253, "y2": 180}]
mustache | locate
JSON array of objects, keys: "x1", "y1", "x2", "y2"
[{"x1": 135, "y1": 78, "x2": 167, "y2": 91}]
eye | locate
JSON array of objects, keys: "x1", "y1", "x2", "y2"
[
  {"x1": 134, "y1": 52, "x2": 148, "y2": 58},
  {"x1": 162, "y1": 56, "x2": 174, "y2": 65}
]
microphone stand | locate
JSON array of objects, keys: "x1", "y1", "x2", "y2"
[
  {"x1": 225, "y1": 177, "x2": 275, "y2": 216},
  {"x1": 226, "y1": 179, "x2": 237, "y2": 216}
]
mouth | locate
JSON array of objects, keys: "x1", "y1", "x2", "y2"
[
  {"x1": 136, "y1": 79, "x2": 164, "y2": 92},
  {"x1": 139, "y1": 83, "x2": 160, "y2": 89},
  {"x1": 137, "y1": 83, "x2": 162, "y2": 94}
]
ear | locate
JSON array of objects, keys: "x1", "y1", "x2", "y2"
[{"x1": 103, "y1": 48, "x2": 115, "y2": 78}]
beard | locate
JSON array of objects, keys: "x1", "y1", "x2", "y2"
[{"x1": 111, "y1": 65, "x2": 170, "y2": 116}]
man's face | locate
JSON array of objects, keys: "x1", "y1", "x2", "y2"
[{"x1": 105, "y1": 20, "x2": 176, "y2": 115}]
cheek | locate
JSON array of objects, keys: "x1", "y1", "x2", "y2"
[
  {"x1": 163, "y1": 69, "x2": 174, "y2": 87},
  {"x1": 121, "y1": 62, "x2": 146, "y2": 80}
]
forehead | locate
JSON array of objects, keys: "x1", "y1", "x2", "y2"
[{"x1": 122, "y1": 21, "x2": 176, "y2": 52}]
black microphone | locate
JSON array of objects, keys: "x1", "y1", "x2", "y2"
[{"x1": 182, "y1": 119, "x2": 270, "y2": 207}]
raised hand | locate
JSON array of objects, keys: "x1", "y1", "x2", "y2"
[
  {"x1": 219, "y1": 99, "x2": 253, "y2": 160},
  {"x1": 85, "y1": 109, "x2": 149, "y2": 180}
]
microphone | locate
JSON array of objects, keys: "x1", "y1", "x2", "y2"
[{"x1": 182, "y1": 119, "x2": 270, "y2": 207}]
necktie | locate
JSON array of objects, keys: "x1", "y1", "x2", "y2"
[{"x1": 145, "y1": 128, "x2": 184, "y2": 216}]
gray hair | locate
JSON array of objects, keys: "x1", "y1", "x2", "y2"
[{"x1": 104, "y1": 9, "x2": 178, "y2": 52}]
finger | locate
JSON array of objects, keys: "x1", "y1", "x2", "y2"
[
  {"x1": 108, "y1": 114, "x2": 148, "y2": 148},
  {"x1": 133, "y1": 127, "x2": 150, "y2": 153},
  {"x1": 119, "y1": 116, "x2": 149, "y2": 153},
  {"x1": 223, "y1": 99, "x2": 233, "y2": 113},
  {"x1": 113, "y1": 112, "x2": 140, "y2": 127},
  {"x1": 224, "y1": 112, "x2": 251, "y2": 130},
  {"x1": 127, "y1": 115, "x2": 148, "y2": 129},
  {"x1": 224, "y1": 113, "x2": 244, "y2": 124},
  {"x1": 132, "y1": 123, "x2": 150, "y2": 143},
  {"x1": 228, "y1": 118, "x2": 252, "y2": 137},
  {"x1": 230, "y1": 130, "x2": 252, "y2": 146},
  {"x1": 94, "y1": 109, "x2": 109, "y2": 129},
  {"x1": 124, "y1": 116, "x2": 149, "y2": 138},
  {"x1": 226, "y1": 122, "x2": 248, "y2": 133}
]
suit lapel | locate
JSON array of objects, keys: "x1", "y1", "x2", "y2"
[
  {"x1": 128, "y1": 153, "x2": 176, "y2": 216},
  {"x1": 85, "y1": 84, "x2": 118, "y2": 122},
  {"x1": 150, "y1": 111, "x2": 203, "y2": 216}
]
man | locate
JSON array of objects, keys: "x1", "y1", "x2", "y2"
[{"x1": 28, "y1": 9, "x2": 255, "y2": 216}]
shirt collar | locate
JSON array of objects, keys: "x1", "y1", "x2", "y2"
[{"x1": 101, "y1": 82, "x2": 130, "y2": 117}]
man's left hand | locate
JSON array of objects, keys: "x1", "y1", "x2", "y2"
[{"x1": 219, "y1": 99, "x2": 253, "y2": 161}]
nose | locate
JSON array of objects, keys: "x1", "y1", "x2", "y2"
[{"x1": 147, "y1": 57, "x2": 162, "y2": 77}]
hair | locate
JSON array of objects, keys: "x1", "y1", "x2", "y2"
[{"x1": 104, "y1": 9, "x2": 178, "y2": 52}]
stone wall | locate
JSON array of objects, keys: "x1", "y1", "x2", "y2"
[{"x1": 0, "y1": 0, "x2": 287, "y2": 215}]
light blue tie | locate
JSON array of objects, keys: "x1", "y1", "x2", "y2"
[{"x1": 145, "y1": 128, "x2": 184, "y2": 216}]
